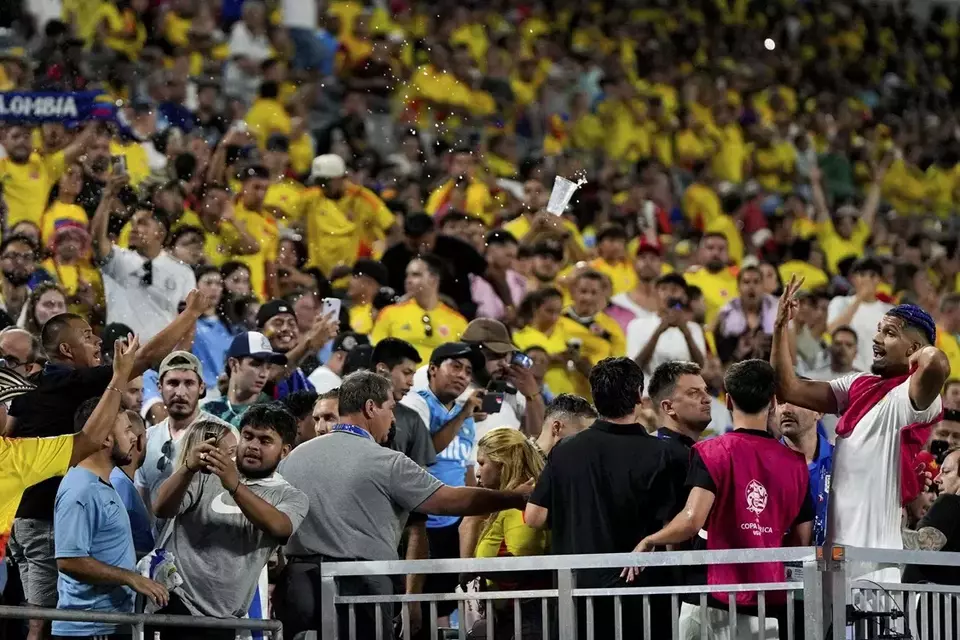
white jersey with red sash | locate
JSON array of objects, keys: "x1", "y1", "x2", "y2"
[
  {"x1": 695, "y1": 431, "x2": 809, "y2": 606},
  {"x1": 828, "y1": 372, "x2": 942, "y2": 559}
]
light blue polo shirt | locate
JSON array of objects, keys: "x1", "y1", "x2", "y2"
[{"x1": 54, "y1": 467, "x2": 136, "y2": 637}]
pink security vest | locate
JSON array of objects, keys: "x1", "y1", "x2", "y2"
[{"x1": 695, "y1": 431, "x2": 809, "y2": 606}]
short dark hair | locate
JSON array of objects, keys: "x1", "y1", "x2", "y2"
[
  {"x1": 544, "y1": 393, "x2": 597, "y2": 423},
  {"x1": 701, "y1": 232, "x2": 728, "y2": 245},
  {"x1": 338, "y1": 370, "x2": 392, "y2": 415},
  {"x1": 589, "y1": 357, "x2": 644, "y2": 419},
  {"x1": 0, "y1": 234, "x2": 39, "y2": 257},
  {"x1": 724, "y1": 359, "x2": 776, "y2": 415},
  {"x1": 574, "y1": 269, "x2": 606, "y2": 286},
  {"x1": 40, "y1": 313, "x2": 84, "y2": 360},
  {"x1": 240, "y1": 402, "x2": 298, "y2": 446},
  {"x1": 832, "y1": 325, "x2": 858, "y2": 342},
  {"x1": 737, "y1": 265, "x2": 762, "y2": 283},
  {"x1": 413, "y1": 253, "x2": 446, "y2": 279},
  {"x1": 371, "y1": 338, "x2": 422, "y2": 369},
  {"x1": 74, "y1": 397, "x2": 101, "y2": 431},
  {"x1": 648, "y1": 361, "x2": 703, "y2": 406},
  {"x1": 943, "y1": 408, "x2": 960, "y2": 423},
  {"x1": 280, "y1": 390, "x2": 319, "y2": 421}
]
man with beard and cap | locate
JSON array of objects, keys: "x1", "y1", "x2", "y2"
[
  {"x1": 1, "y1": 235, "x2": 51, "y2": 322},
  {"x1": 91, "y1": 176, "x2": 197, "y2": 341},
  {"x1": 256, "y1": 299, "x2": 339, "y2": 399},
  {"x1": 53, "y1": 397, "x2": 169, "y2": 639},
  {"x1": 135, "y1": 351, "x2": 234, "y2": 526},
  {"x1": 683, "y1": 232, "x2": 739, "y2": 325},
  {"x1": 608, "y1": 239, "x2": 662, "y2": 333},
  {"x1": 773, "y1": 276, "x2": 949, "y2": 584},
  {"x1": 109, "y1": 410, "x2": 154, "y2": 558},
  {"x1": 7, "y1": 292, "x2": 208, "y2": 640},
  {"x1": 204, "y1": 332, "x2": 288, "y2": 426},
  {"x1": 151, "y1": 403, "x2": 308, "y2": 640}
]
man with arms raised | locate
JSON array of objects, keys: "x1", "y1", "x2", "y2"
[
  {"x1": 8, "y1": 292, "x2": 208, "y2": 640},
  {"x1": 772, "y1": 276, "x2": 949, "y2": 580}
]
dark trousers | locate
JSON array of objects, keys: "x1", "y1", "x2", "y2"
[
  {"x1": 144, "y1": 593, "x2": 235, "y2": 640},
  {"x1": 423, "y1": 521, "x2": 462, "y2": 619},
  {"x1": 274, "y1": 556, "x2": 394, "y2": 640}
]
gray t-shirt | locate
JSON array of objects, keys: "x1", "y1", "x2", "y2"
[
  {"x1": 162, "y1": 471, "x2": 308, "y2": 617},
  {"x1": 391, "y1": 403, "x2": 436, "y2": 468},
  {"x1": 280, "y1": 431, "x2": 443, "y2": 561}
]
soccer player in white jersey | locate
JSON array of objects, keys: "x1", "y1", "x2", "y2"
[{"x1": 771, "y1": 277, "x2": 949, "y2": 581}]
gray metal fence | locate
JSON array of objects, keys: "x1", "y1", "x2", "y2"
[
  {"x1": 0, "y1": 604, "x2": 282, "y2": 638},
  {"x1": 319, "y1": 546, "x2": 960, "y2": 640}
]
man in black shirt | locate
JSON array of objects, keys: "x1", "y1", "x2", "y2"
[
  {"x1": 525, "y1": 357, "x2": 684, "y2": 639},
  {"x1": 380, "y1": 213, "x2": 510, "y2": 319},
  {"x1": 6, "y1": 290, "x2": 209, "y2": 640},
  {"x1": 647, "y1": 361, "x2": 714, "y2": 637}
]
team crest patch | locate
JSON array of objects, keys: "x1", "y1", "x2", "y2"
[
  {"x1": 745, "y1": 479, "x2": 768, "y2": 516},
  {"x1": 439, "y1": 325, "x2": 450, "y2": 337}
]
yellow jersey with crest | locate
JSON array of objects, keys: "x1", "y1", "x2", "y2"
[
  {"x1": 556, "y1": 309, "x2": 626, "y2": 400},
  {"x1": 370, "y1": 299, "x2": 468, "y2": 364}
]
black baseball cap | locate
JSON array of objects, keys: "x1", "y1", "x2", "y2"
[
  {"x1": 265, "y1": 134, "x2": 290, "y2": 153},
  {"x1": 256, "y1": 299, "x2": 295, "y2": 328},
  {"x1": 531, "y1": 239, "x2": 564, "y2": 262},
  {"x1": 352, "y1": 259, "x2": 389, "y2": 287},
  {"x1": 404, "y1": 213, "x2": 436, "y2": 238},
  {"x1": 430, "y1": 342, "x2": 484, "y2": 373}
]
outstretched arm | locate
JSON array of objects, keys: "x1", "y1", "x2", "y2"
[
  {"x1": 771, "y1": 276, "x2": 839, "y2": 414},
  {"x1": 909, "y1": 346, "x2": 950, "y2": 412}
]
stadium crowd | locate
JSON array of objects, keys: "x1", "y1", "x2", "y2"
[{"x1": 0, "y1": 0, "x2": 959, "y2": 637}]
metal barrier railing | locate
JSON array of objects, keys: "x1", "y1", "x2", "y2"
[
  {"x1": 320, "y1": 546, "x2": 960, "y2": 640},
  {"x1": 0, "y1": 604, "x2": 281, "y2": 638},
  {"x1": 320, "y1": 547, "x2": 821, "y2": 640}
]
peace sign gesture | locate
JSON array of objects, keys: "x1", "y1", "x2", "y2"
[{"x1": 775, "y1": 275, "x2": 805, "y2": 330}]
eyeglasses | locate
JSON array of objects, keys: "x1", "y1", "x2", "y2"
[
  {"x1": 141, "y1": 260, "x2": 153, "y2": 287},
  {"x1": 422, "y1": 314, "x2": 433, "y2": 338},
  {"x1": 0, "y1": 354, "x2": 24, "y2": 370},
  {"x1": 157, "y1": 439, "x2": 173, "y2": 472},
  {"x1": 2, "y1": 251, "x2": 34, "y2": 263}
]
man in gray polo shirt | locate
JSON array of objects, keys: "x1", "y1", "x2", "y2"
[{"x1": 275, "y1": 370, "x2": 532, "y2": 639}]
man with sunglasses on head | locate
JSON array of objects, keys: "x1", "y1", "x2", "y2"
[
  {"x1": 135, "y1": 351, "x2": 233, "y2": 534},
  {"x1": 627, "y1": 273, "x2": 708, "y2": 378},
  {"x1": 90, "y1": 175, "x2": 197, "y2": 341}
]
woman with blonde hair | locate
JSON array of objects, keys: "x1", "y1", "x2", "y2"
[
  {"x1": 467, "y1": 428, "x2": 549, "y2": 639},
  {"x1": 174, "y1": 420, "x2": 237, "y2": 470}
]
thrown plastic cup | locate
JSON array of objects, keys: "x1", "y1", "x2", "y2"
[{"x1": 546, "y1": 175, "x2": 586, "y2": 215}]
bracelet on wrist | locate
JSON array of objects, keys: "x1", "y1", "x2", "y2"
[
  {"x1": 105, "y1": 385, "x2": 122, "y2": 395},
  {"x1": 229, "y1": 481, "x2": 241, "y2": 495}
]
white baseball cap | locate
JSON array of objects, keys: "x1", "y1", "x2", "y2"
[{"x1": 310, "y1": 154, "x2": 347, "y2": 180}]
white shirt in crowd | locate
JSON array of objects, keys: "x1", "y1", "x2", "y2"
[
  {"x1": 806, "y1": 365, "x2": 860, "y2": 442},
  {"x1": 410, "y1": 366, "x2": 526, "y2": 464},
  {"x1": 626, "y1": 315, "x2": 708, "y2": 379},
  {"x1": 827, "y1": 373, "x2": 941, "y2": 581},
  {"x1": 826, "y1": 296, "x2": 892, "y2": 373},
  {"x1": 609, "y1": 293, "x2": 657, "y2": 324},
  {"x1": 101, "y1": 247, "x2": 196, "y2": 341},
  {"x1": 308, "y1": 366, "x2": 341, "y2": 395},
  {"x1": 281, "y1": 0, "x2": 317, "y2": 29}
]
